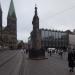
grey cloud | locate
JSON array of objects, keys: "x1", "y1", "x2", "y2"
[{"x1": 1, "y1": 0, "x2": 75, "y2": 42}]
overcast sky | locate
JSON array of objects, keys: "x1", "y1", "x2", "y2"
[{"x1": 1, "y1": 0, "x2": 75, "y2": 42}]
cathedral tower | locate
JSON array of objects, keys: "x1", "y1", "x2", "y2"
[{"x1": 7, "y1": 0, "x2": 17, "y2": 35}]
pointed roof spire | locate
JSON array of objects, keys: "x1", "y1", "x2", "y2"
[
  {"x1": 8, "y1": 0, "x2": 16, "y2": 18},
  {"x1": 0, "y1": 3, "x2": 1, "y2": 10},
  {"x1": 32, "y1": 4, "x2": 39, "y2": 25},
  {"x1": 35, "y1": 4, "x2": 38, "y2": 16},
  {"x1": 0, "y1": 2, "x2": 2, "y2": 12}
]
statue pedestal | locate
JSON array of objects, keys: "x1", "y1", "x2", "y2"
[{"x1": 29, "y1": 48, "x2": 46, "y2": 59}]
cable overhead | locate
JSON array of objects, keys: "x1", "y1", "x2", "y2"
[{"x1": 50, "y1": 5, "x2": 75, "y2": 19}]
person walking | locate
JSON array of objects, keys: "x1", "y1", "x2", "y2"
[
  {"x1": 50, "y1": 50, "x2": 52, "y2": 56},
  {"x1": 68, "y1": 50, "x2": 75, "y2": 72},
  {"x1": 60, "y1": 50, "x2": 63, "y2": 57}
]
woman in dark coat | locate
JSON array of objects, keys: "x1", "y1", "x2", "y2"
[{"x1": 68, "y1": 51, "x2": 74, "y2": 72}]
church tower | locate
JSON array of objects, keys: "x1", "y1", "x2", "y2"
[
  {"x1": 0, "y1": 3, "x2": 2, "y2": 29},
  {"x1": 31, "y1": 5, "x2": 41, "y2": 50},
  {"x1": 7, "y1": 0, "x2": 17, "y2": 35}
]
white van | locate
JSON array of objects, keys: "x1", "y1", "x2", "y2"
[{"x1": 47, "y1": 48, "x2": 56, "y2": 53}]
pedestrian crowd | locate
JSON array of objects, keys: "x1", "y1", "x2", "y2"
[
  {"x1": 25, "y1": 47, "x2": 75, "y2": 72},
  {"x1": 47, "y1": 48, "x2": 75, "y2": 72}
]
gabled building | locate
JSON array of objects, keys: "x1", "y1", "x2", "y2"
[
  {"x1": 28, "y1": 29, "x2": 69, "y2": 50},
  {"x1": 40, "y1": 29, "x2": 68, "y2": 50},
  {"x1": 0, "y1": 0, "x2": 17, "y2": 49}
]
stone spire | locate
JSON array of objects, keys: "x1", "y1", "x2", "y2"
[
  {"x1": 32, "y1": 4, "x2": 39, "y2": 29},
  {"x1": 35, "y1": 4, "x2": 37, "y2": 16},
  {"x1": 7, "y1": 0, "x2": 17, "y2": 35},
  {"x1": 8, "y1": 0, "x2": 16, "y2": 18},
  {"x1": 0, "y1": 3, "x2": 1, "y2": 10},
  {"x1": 0, "y1": 2, "x2": 2, "y2": 28},
  {"x1": 0, "y1": 2, "x2": 2, "y2": 14}
]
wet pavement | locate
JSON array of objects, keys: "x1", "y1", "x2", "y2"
[
  {"x1": 23, "y1": 52, "x2": 75, "y2": 75},
  {"x1": 0, "y1": 50, "x2": 75, "y2": 75}
]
